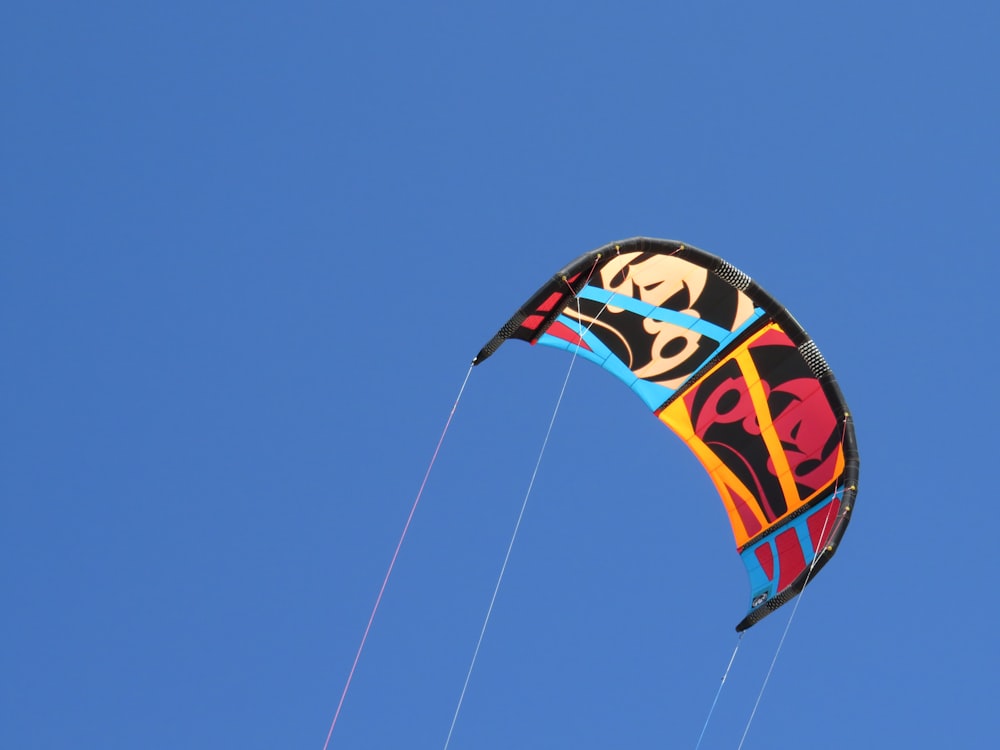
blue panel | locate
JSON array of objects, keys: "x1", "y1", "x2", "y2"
[
  {"x1": 739, "y1": 488, "x2": 846, "y2": 613},
  {"x1": 536, "y1": 302, "x2": 767, "y2": 414},
  {"x1": 536, "y1": 315, "x2": 677, "y2": 411},
  {"x1": 740, "y1": 540, "x2": 777, "y2": 608},
  {"x1": 578, "y1": 285, "x2": 764, "y2": 344}
]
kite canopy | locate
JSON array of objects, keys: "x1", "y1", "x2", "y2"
[{"x1": 475, "y1": 238, "x2": 859, "y2": 630}]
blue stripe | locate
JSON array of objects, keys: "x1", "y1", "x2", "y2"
[
  {"x1": 535, "y1": 305, "x2": 766, "y2": 412},
  {"x1": 740, "y1": 488, "x2": 846, "y2": 613},
  {"x1": 740, "y1": 541, "x2": 777, "y2": 607},
  {"x1": 578, "y1": 285, "x2": 734, "y2": 343},
  {"x1": 794, "y1": 489, "x2": 845, "y2": 564},
  {"x1": 536, "y1": 316, "x2": 677, "y2": 410}
]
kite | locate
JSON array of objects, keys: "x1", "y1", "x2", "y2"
[{"x1": 474, "y1": 238, "x2": 859, "y2": 630}]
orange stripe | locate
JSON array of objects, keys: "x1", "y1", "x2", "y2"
[
  {"x1": 659, "y1": 398, "x2": 766, "y2": 547},
  {"x1": 732, "y1": 345, "x2": 802, "y2": 511}
]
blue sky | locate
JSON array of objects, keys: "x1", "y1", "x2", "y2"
[{"x1": 3, "y1": 2, "x2": 999, "y2": 748}]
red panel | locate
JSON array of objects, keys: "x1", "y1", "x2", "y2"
[
  {"x1": 771, "y1": 386, "x2": 841, "y2": 497},
  {"x1": 682, "y1": 359, "x2": 786, "y2": 523},
  {"x1": 522, "y1": 314, "x2": 545, "y2": 331},
  {"x1": 748, "y1": 325, "x2": 795, "y2": 349},
  {"x1": 807, "y1": 499, "x2": 841, "y2": 553},
  {"x1": 544, "y1": 320, "x2": 592, "y2": 350},
  {"x1": 755, "y1": 543, "x2": 775, "y2": 580},
  {"x1": 536, "y1": 291, "x2": 565, "y2": 312},
  {"x1": 776, "y1": 528, "x2": 807, "y2": 590},
  {"x1": 684, "y1": 368, "x2": 755, "y2": 438}
]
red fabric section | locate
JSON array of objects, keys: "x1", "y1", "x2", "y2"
[
  {"x1": 754, "y1": 543, "x2": 775, "y2": 580},
  {"x1": 807, "y1": 498, "x2": 841, "y2": 553},
  {"x1": 536, "y1": 291, "x2": 564, "y2": 312},
  {"x1": 544, "y1": 320, "x2": 592, "y2": 350},
  {"x1": 684, "y1": 368, "x2": 754, "y2": 439},
  {"x1": 749, "y1": 326, "x2": 795, "y2": 348},
  {"x1": 683, "y1": 361, "x2": 785, "y2": 523},
  {"x1": 522, "y1": 314, "x2": 545, "y2": 331},
  {"x1": 776, "y1": 528, "x2": 807, "y2": 590},
  {"x1": 771, "y1": 386, "x2": 840, "y2": 496}
]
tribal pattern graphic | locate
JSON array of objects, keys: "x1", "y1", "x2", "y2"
[
  {"x1": 658, "y1": 324, "x2": 845, "y2": 548},
  {"x1": 561, "y1": 251, "x2": 758, "y2": 390},
  {"x1": 475, "y1": 238, "x2": 858, "y2": 630}
]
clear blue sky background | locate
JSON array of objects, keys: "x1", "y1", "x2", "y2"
[{"x1": 4, "y1": 2, "x2": 998, "y2": 748}]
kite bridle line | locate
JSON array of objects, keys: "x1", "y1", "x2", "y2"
[
  {"x1": 326, "y1": 255, "x2": 612, "y2": 750},
  {"x1": 441, "y1": 330, "x2": 580, "y2": 750},
  {"x1": 321, "y1": 363, "x2": 474, "y2": 750},
  {"x1": 694, "y1": 632, "x2": 744, "y2": 750},
  {"x1": 733, "y1": 413, "x2": 851, "y2": 750},
  {"x1": 442, "y1": 281, "x2": 617, "y2": 749}
]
